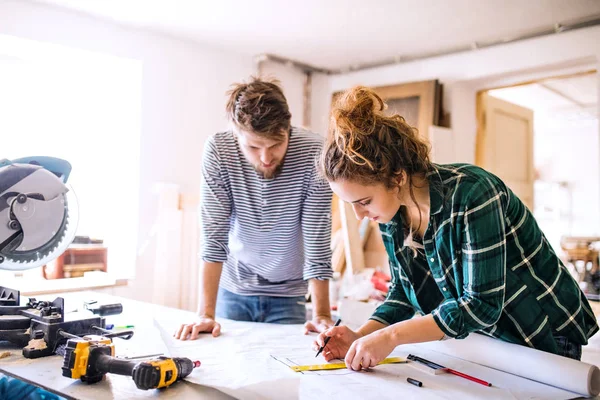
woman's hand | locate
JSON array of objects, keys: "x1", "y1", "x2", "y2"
[
  {"x1": 312, "y1": 325, "x2": 362, "y2": 361},
  {"x1": 345, "y1": 327, "x2": 397, "y2": 371}
]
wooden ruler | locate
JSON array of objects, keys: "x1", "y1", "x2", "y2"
[{"x1": 290, "y1": 356, "x2": 406, "y2": 372}]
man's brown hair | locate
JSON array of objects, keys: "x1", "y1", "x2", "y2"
[{"x1": 225, "y1": 77, "x2": 291, "y2": 140}]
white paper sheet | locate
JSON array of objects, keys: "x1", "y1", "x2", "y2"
[
  {"x1": 153, "y1": 314, "x2": 585, "y2": 399},
  {"x1": 425, "y1": 332, "x2": 600, "y2": 397}
]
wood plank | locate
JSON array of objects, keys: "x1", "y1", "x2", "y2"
[{"x1": 338, "y1": 198, "x2": 365, "y2": 275}]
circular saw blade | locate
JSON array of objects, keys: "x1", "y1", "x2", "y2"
[
  {"x1": 2, "y1": 196, "x2": 70, "y2": 262},
  {"x1": 0, "y1": 185, "x2": 79, "y2": 271}
]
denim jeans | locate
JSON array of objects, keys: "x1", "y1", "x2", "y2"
[
  {"x1": 216, "y1": 287, "x2": 306, "y2": 324},
  {"x1": 0, "y1": 374, "x2": 64, "y2": 400},
  {"x1": 555, "y1": 336, "x2": 582, "y2": 361}
]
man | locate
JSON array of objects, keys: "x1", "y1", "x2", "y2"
[{"x1": 175, "y1": 77, "x2": 334, "y2": 340}]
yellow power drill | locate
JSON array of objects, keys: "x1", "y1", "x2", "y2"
[{"x1": 61, "y1": 334, "x2": 201, "y2": 390}]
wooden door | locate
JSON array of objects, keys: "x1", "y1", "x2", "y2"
[
  {"x1": 476, "y1": 93, "x2": 535, "y2": 210},
  {"x1": 373, "y1": 80, "x2": 440, "y2": 143}
]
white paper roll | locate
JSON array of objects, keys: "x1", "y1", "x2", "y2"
[{"x1": 428, "y1": 333, "x2": 600, "y2": 396}]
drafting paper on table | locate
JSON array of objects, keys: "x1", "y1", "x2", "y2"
[
  {"x1": 154, "y1": 315, "x2": 307, "y2": 392},
  {"x1": 153, "y1": 316, "x2": 584, "y2": 400},
  {"x1": 153, "y1": 315, "x2": 253, "y2": 349}
]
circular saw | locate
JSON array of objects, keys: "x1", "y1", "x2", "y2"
[{"x1": 0, "y1": 157, "x2": 79, "y2": 271}]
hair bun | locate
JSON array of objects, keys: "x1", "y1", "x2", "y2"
[
  {"x1": 330, "y1": 86, "x2": 387, "y2": 161},
  {"x1": 332, "y1": 86, "x2": 385, "y2": 139}
]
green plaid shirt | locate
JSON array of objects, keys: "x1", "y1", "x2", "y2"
[{"x1": 371, "y1": 164, "x2": 598, "y2": 354}]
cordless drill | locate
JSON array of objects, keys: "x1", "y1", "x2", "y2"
[{"x1": 61, "y1": 334, "x2": 200, "y2": 390}]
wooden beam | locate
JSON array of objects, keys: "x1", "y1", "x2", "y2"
[{"x1": 338, "y1": 198, "x2": 365, "y2": 275}]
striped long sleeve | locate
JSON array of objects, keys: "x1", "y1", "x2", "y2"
[
  {"x1": 301, "y1": 170, "x2": 333, "y2": 280},
  {"x1": 199, "y1": 136, "x2": 232, "y2": 263}
]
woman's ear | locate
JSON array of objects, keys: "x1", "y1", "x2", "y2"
[{"x1": 395, "y1": 171, "x2": 407, "y2": 187}]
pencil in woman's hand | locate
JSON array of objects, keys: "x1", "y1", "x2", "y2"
[{"x1": 315, "y1": 318, "x2": 341, "y2": 357}]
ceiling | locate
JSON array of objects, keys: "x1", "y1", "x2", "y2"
[
  {"x1": 489, "y1": 73, "x2": 598, "y2": 121},
  {"x1": 33, "y1": 0, "x2": 600, "y2": 71}
]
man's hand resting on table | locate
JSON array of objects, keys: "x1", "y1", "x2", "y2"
[
  {"x1": 304, "y1": 315, "x2": 335, "y2": 334},
  {"x1": 174, "y1": 316, "x2": 221, "y2": 340}
]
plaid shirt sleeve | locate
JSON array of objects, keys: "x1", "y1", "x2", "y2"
[
  {"x1": 370, "y1": 280, "x2": 416, "y2": 325},
  {"x1": 432, "y1": 179, "x2": 507, "y2": 339}
]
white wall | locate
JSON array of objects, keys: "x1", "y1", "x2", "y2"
[
  {"x1": 259, "y1": 60, "x2": 331, "y2": 136},
  {"x1": 259, "y1": 60, "x2": 306, "y2": 129},
  {"x1": 310, "y1": 72, "x2": 333, "y2": 137},
  {"x1": 0, "y1": 1, "x2": 255, "y2": 301},
  {"x1": 325, "y1": 26, "x2": 600, "y2": 164},
  {"x1": 533, "y1": 117, "x2": 599, "y2": 242}
]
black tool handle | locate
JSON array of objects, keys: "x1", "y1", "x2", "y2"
[
  {"x1": 91, "y1": 326, "x2": 134, "y2": 341},
  {"x1": 95, "y1": 353, "x2": 136, "y2": 377},
  {"x1": 88, "y1": 303, "x2": 123, "y2": 316},
  {"x1": 104, "y1": 330, "x2": 134, "y2": 340}
]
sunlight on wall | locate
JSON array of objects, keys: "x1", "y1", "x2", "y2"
[{"x1": 0, "y1": 34, "x2": 142, "y2": 278}]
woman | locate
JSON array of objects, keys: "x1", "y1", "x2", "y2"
[{"x1": 313, "y1": 86, "x2": 598, "y2": 371}]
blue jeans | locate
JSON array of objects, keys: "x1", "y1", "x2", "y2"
[
  {"x1": 216, "y1": 288, "x2": 306, "y2": 324},
  {"x1": 555, "y1": 336, "x2": 582, "y2": 360},
  {"x1": 0, "y1": 374, "x2": 64, "y2": 400}
]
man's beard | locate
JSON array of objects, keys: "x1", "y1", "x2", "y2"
[{"x1": 254, "y1": 161, "x2": 284, "y2": 179}]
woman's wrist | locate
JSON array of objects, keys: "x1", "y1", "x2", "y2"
[
  {"x1": 356, "y1": 319, "x2": 384, "y2": 338},
  {"x1": 381, "y1": 323, "x2": 404, "y2": 347}
]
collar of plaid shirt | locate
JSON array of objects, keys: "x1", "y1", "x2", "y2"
[{"x1": 382, "y1": 167, "x2": 444, "y2": 244}]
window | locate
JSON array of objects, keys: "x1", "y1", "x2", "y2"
[{"x1": 1, "y1": 34, "x2": 142, "y2": 280}]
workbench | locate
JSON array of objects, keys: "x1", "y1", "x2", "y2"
[
  {"x1": 2, "y1": 292, "x2": 600, "y2": 399},
  {"x1": 0, "y1": 292, "x2": 232, "y2": 400}
]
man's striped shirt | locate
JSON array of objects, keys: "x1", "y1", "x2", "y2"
[
  {"x1": 371, "y1": 164, "x2": 599, "y2": 354},
  {"x1": 200, "y1": 127, "x2": 333, "y2": 296}
]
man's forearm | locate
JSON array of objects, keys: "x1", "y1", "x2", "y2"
[
  {"x1": 197, "y1": 261, "x2": 223, "y2": 318},
  {"x1": 309, "y1": 279, "x2": 331, "y2": 319}
]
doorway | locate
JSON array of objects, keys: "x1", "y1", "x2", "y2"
[{"x1": 476, "y1": 70, "x2": 600, "y2": 294}]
